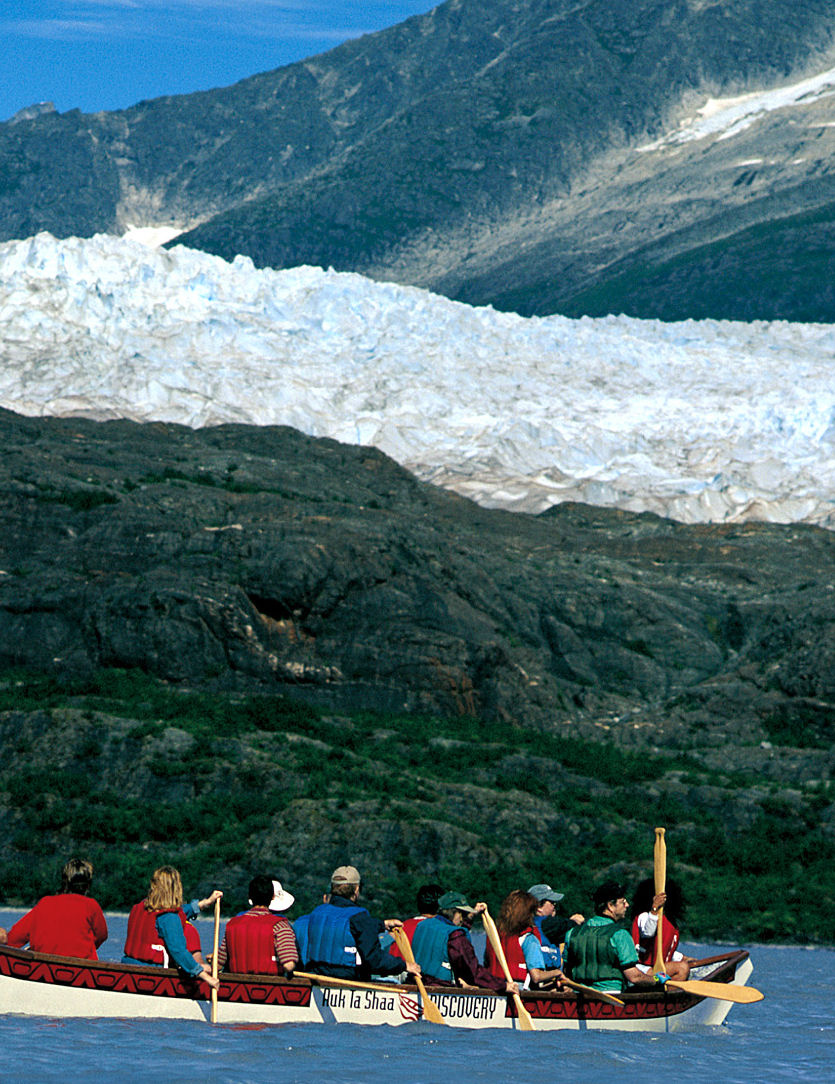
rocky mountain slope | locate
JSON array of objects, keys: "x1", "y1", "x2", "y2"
[
  {"x1": 2, "y1": 0, "x2": 835, "y2": 320},
  {"x1": 0, "y1": 408, "x2": 832, "y2": 938},
  {"x1": 1, "y1": 405, "x2": 834, "y2": 771}
]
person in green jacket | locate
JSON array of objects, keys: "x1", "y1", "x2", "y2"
[{"x1": 564, "y1": 881, "x2": 668, "y2": 993}]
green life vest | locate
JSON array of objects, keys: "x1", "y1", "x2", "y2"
[{"x1": 565, "y1": 918, "x2": 629, "y2": 989}]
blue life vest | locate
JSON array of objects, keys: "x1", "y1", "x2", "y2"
[
  {"x1": 305, "y1": 901, "x2": 366, "y2": 969},
  {"x1": 411, "y1": 915, "x2": 464, "y2": 982},
  {"x1": 293, "y1": 913, "x2": 310, "y2": 966},
  {"x1": 534, "y1": 915, "x2": 562, "y2": 968}
]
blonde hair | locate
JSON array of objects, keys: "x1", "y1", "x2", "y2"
[{"x1": 144, "y1": 866, "x2": 184, "y2": 912}]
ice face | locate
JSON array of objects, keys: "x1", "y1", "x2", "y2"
[{"x1": 1, "y1": 231, "x2": 834, "y2": 528}]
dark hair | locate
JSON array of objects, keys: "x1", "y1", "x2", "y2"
[
  {"x1": 631, "y1": 877, "x2": 686, "y2": 924},
  {"x1": 248, "y1": 875, "x2": 275, "y2": 907},
  {"x1": 61, "y1": 857, "x2": 93, "y2": 895},
  {"x1": 416, "y1": 883, "x2": 443, "y2": 914},
  {"x1": 592, "y1": 881, "x2": 627, "y2": 915},
  {"x1": 330, "y1": 882, "x2": 358, "y2": 900}
]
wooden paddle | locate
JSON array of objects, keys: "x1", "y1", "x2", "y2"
[
  {"x1": 561, "y1": 976, "x2": 624, "y2": 1006},
  {"x1": 652, "y1": 826, "x2": 666, "y2": 975},
  {"x1": 295, "y1": 970, "x2": 421, "y2": 993},
  {"x1": 481, "y1": 907, "x2": 535, "y2": 1031},
  {"x1": 664, "y1": 978, "x2": 764, "y2": 1003},
  {"x1": 391, "y1": 926, "x2": 446, "y2": 1025},
  {"x1": 210, "y1": 896, "x2": 220, "y2": 1024}
]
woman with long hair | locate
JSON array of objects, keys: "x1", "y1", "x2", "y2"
[
  {"x1": 122, "y1": 865, "x2": 220, "y2": 991},
  {"x1": 485, "y1": 889, "x2": 564, "y2": 988},
  {"x1": 630, "y1": 876, "x2": 693, "y2": 981}
]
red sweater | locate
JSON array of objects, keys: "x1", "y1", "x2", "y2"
[{"x1": 8, "y1": 893, "x2": 108, "y2": 960}]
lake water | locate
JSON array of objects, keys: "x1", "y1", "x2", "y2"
[{"x1": 0, "y1": 910, "x2": 832, "y2": 1082}]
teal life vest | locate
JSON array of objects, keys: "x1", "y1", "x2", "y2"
[
  {"x1": 564, "y1": 919, "x2": 628, "y2": 989},
  {"x1": 411, "y1": 915, "x2": 462, "y2": 982}
]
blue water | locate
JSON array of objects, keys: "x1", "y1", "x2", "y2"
[{"x1": 0, "y1": 910, "x2": 832, "y2": 1082}]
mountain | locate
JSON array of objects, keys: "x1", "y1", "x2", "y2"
[
  {"x1": 2, "y1": 0, "x2": 835, "y2": 320},
  {"x1": 0, "y1": 407, "x2": 832, "y2": 935},
  {"x1": 2, "y1": 405, "x2": 833, "y2": 778}
]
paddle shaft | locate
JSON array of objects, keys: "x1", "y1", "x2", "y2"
[
  {"x1": 481, "y1": 908, "x2": 535, "y2": 1031},
  {"x1": 561, "y1": 977, "x2": 624, "y2": 1006},
  {"x1": 391, "y1": 926, "x2": 445, "y2": 1025},
  {"x1": 210, "y1": 897, "x2": 220, "y2": 1024},
  {"x1": 652, "y1": 827, "x2": 666, "y2": 975},
  {"x1": 295, "y1": 970, "x2": 417, "y2": 993}
]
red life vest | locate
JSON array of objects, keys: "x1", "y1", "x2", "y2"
[
  {"x1": 389, "y1": 914, "x2": 428, "y2": 960},
  {"x1": 123, "y1": 900, "x2": 202, "y2": 965},
  {"x1": 484, "y1": 927, "x2": 534, "y2": 982},
  {"x1": 224, "y1": 910, "x2": 283, "y2": 974},
  {"x1": 631, "y1": 914, "x2": 680, "y2": 964}
]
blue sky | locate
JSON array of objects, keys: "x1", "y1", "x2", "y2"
[{"x1": 1, "y1": 1, "x2": 439, "y2": 121}]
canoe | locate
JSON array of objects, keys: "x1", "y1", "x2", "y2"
[{"x1": 0, "y1": 945, "x2": 755, "y2": 1031}]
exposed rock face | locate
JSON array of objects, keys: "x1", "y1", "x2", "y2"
[
  {"x1": 1, "y1": 407, "x2": 833, "y2": 781},
  {"x1": 2, "y1": 1, "x2": 835, "y2": 319}
]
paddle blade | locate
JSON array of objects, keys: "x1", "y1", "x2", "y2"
[
  {"x1": 666, "y1": 979, "x2": 764, "y2": 1004},
  {"x1": 513, "y1": 992, "x2": 536, "y2": 1031},
  {"x1": 418, "y1": 983, "x2": 446, "y2": 1026},
  {"x1": 392, "y1": 926, "x2": 446, "y2": 1025}
]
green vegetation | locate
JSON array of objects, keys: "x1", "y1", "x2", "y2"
[
  {"x1": 0, "y1": 667, "x2": 831, "y2": 943},
  {"x1": 33, "y1": 486, "x2": 119, "y2": 512}
]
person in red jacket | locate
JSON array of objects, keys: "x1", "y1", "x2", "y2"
[
  {"x1": 216, "y1": 875, "x2": 299, "y2": 976},
  {"x1": 630, "y1": 877, "x2": 693, "y2": 981},
  {"x1": 3, "y1": 857, "x2": 107, "y2": 960},
  {"x1": 485, "y1": 889, "x2": 564, "y2": 989},
  {"x1": 122, "y1": 865, "x2": 220, "y2": 991}
]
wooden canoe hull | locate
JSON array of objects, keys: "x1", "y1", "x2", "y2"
[{"x1": 0, "y1": 946, "x2": 754, "y2": 1031}]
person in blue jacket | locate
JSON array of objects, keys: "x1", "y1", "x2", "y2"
[
  {"x1": 528, "y1": 883, "x2": 566, "y2": 968},
  {"x1": 302, "y1": 865, "x2": 421, "y2": 982}
]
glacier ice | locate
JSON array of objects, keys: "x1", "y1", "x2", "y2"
[{"x1": 1, "y1": 231, "x2": 834, "y2": 529}]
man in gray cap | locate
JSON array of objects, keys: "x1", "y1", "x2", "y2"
[
  {"x1": 528, "y1": 883, "x2": 582, "y2": 969},
  {"x1": 302, "y1": 865, "x2": 421, "y2": 982}
]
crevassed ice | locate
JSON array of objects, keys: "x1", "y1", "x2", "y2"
[{"x1": 1, "y1": 232, "x2": 834, "y2": 528}]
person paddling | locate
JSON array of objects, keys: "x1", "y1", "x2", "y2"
[
  {"x1": 630, "y1": 876, "x2": 693, "y2": 981},
  {"x1": 411, "y1": 890, "x2": 518, "y2": 995},
  {"x1": 122, "y1": 865, "x2": 220, "y2": 991}
]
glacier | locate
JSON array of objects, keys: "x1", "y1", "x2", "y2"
[{"x1": 1, "y1": 231, "x2": 834, "y2": 528}]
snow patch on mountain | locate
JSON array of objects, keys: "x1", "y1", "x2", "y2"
[
  {"x1": 1, "y1": 232, "x2": 834, "y2": 528},
  {"x1": 640, "y1": 64, "x2": 835, "y2": 150}
]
